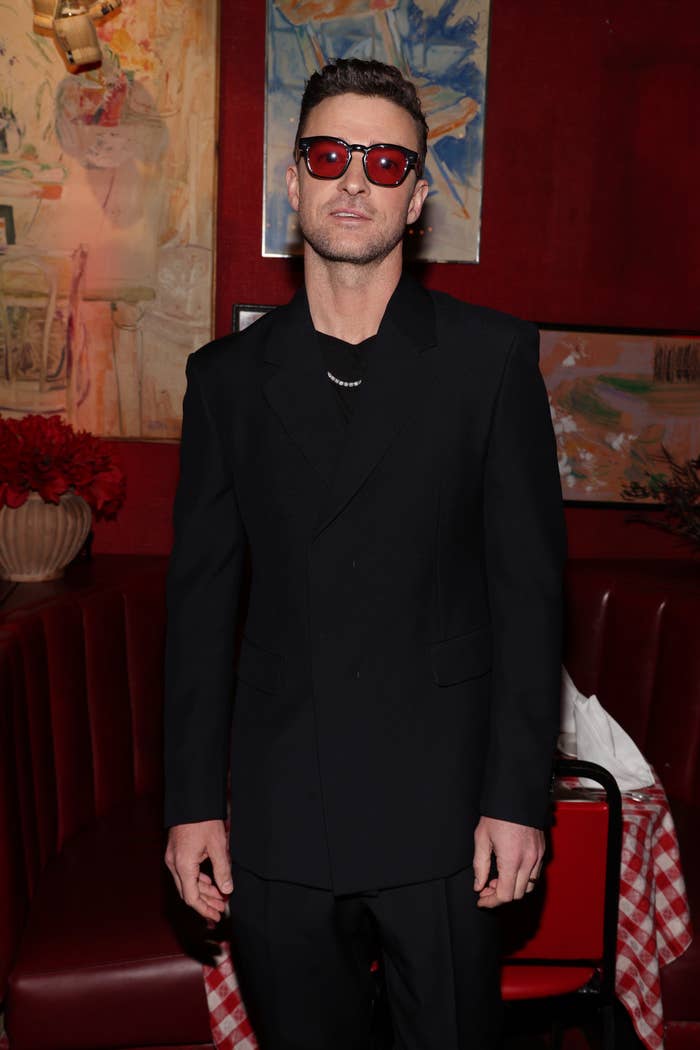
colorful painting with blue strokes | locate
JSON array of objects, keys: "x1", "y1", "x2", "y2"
[{"x1": 264, "y1": 0, "x2": 491, "y2": 262}]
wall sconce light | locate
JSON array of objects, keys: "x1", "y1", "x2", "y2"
[{"x1": 32, "y1": 1, "x2": 122, "y2": 71}]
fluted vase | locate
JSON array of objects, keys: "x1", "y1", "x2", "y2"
[{"x1": 0, "y1": 491, "x2": 92, "y2": 582}]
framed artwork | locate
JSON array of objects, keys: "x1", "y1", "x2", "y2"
[
  {"x1": 264, "y1": 0, "x2": 491, "y2": 263},
  {"x1": 227, "y1": 311, "x2": 700, "y2": 509},
  {"x1": 539, "y1": 326, "x2": 700, "y2": 505},
  {"x1": 232, "y1": 304, "x2": 275, "y2": 333},
  {"x1": 0, "y1": 0, "x2": 218, "y2": 440}
]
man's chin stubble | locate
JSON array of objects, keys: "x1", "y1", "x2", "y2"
[{"x1": 298, "y1": 219, "x2": 404, "y2": 267}]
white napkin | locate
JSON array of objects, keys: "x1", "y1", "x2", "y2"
[
  {"x1": 560, "y1": 666, "x2": 654, "y2": 792},
  {"x1": 560, "y1": 666, "x2": 578, "y2": 735}
]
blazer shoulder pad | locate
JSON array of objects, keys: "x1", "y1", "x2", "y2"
[
  {"x1": 430, "y1": 289, "x2": 537, "y2": 346},
  {"x1": 187, "y1": 309, "x2": 278, "y2": 386}
]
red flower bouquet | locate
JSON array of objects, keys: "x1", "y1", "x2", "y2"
[{"x1": 0, "y1": 414, "x2": 126, "y2": 520}]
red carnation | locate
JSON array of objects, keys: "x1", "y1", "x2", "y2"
[{"x1": 0, "y1": 414, "x2": 126, "y2": 520}]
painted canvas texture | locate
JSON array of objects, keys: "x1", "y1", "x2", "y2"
[
  {"x1": 540, "y1": 329, "x2": 700, "y2": 503},
  {"x1": 0, "y1": 0, "x2": 217, "y2": 439},
  {"x1": 265, "y1": 0, "x2": 490, "y2": 263}
]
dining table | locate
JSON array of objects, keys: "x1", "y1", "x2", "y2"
[
  {"x1": 611, "y1": 773, "x2": 692, "y2": 1049},
  {"x1": 201, "y1": 769, "x2": 693, "y2": 1050}
]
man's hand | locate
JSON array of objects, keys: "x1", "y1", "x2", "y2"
[
  {"x1": 165, "y1": 819, "x2": 233, "y2": 922},
  {"x1": 473, "y1": 816, "x2": 544, "y2": 909}
]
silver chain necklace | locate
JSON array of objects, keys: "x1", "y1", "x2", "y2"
[{"x1": 327, "y1": 370, "x2": 363, "y2": 388}]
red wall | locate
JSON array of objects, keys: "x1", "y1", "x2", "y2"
[{"x1": 93, "y1": 0, "x2": 700, "y2": 559}]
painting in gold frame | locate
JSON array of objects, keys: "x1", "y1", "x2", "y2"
[{"x1": 0, "y1": 0, "x2": 218, "y2": 440}]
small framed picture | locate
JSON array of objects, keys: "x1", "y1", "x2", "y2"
[
  {"x1": 538, "y1": 325, "x2": 700, "y2": 505},
  {"x1": 232, "y1": 304, "x2": 275, "y2": 333}
]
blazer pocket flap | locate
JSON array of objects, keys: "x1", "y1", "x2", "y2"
[
  {"x1": 430, "y1": 626, "x2": 492, "y2": 686},
  {"x1": 236, "y1": 636, "x2": 284, "y2": 695}
]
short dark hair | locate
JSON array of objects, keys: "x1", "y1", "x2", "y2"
[{"x1": 295, "y1": 58, "x2": 428, "y2": 160}]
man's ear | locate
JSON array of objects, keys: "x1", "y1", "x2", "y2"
[
  {"x1": 407, "y1": 178, "x2": 429, "y2": 226},
  {"x1": 286, "y1": 164, "x2": 300, "y2": 212}
]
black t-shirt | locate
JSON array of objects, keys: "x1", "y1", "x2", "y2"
[{"x1": 316, "y1": 330, "x2": 375, "y2": 423}]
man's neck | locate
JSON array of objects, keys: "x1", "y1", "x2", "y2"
[{"x1": 304, "y1": 251, "x2": 402, "y2": 345}]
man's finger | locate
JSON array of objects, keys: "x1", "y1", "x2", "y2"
[
  {"x1": 180, "y1": 858, "x2": 217, "y2": 915},
  {"x1": 165, "y1": 853, "x2": 184, "y2": 899},
  {"x1": 182, "y1": 875, "x2": 224, "y2": 921},
  {"x1": 513, "y1": 846, "x2": 541, "y2": 899},
  {"x1": 210, "y1": 845, "x2": 234, "y2": 895},
  {"x1": 473, "y1": 836, "x2": 492, "y2": 892},
  {"x1": 477, "y1": 885, "x2": 505, "y2": 909},
  {"x1": 169, "y1": 868, "x2": 184, "y2": 899},
  {"x1": 476, "y1": 875, "x2": 504, "y2": 908},
  {"x1": 524, "y1": 858, "x2": 544, "y2": 893},
  {"x1": 198, "y1": 874, "x2": 227, "y2": 904},
  {"x1": 196, "y1": 897, "x2": 226, "y2": 921},
  {"x1": 494, "y1": 861, "x2": 517, "y2": 904},
  {"x1": 203, "y1": 896, "x2": 227, "y2": 910},
  {"x1": 200, "y1": 891, "x2": 227, "y2": 913},
  {"x1": 524, "y1": 868, "x2": 540, "y2": 894},
  {"x1": 198, "y1": 877, "x2": 227, "y2": 903},
  {"x1": 478, "y1": 877, "x2": 499, "y2": 896}
]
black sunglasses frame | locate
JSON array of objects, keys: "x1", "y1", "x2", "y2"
[{"x1": 296, "y1": 136, "x2": 424, "y2": 187}]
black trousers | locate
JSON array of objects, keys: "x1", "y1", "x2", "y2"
[{"x1": 228, "y1": 861, "x2": 502, "y2": 1050}]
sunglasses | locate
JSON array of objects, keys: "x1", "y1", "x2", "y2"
[{"x1": 296, "y1": 136, "x2": 424, "y2": 187}]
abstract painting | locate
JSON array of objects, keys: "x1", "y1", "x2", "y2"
[
  {"x1": 0, "y1": 0, "x2": 218, "y2": 439},
  {"x1": 539, "y1": 328, "x2": 700, "y2": 504},
  {"x1": 264, "y1": 0, "x2": 491, "y2": 263}
]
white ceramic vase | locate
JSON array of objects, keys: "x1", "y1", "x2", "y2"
[{"x1": 0, "y1": 490, "x2": 92, "y2": 582}]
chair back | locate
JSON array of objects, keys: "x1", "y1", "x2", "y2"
[{"x1": 502, "y1": 758, "x2": 622, "y2": 1000}]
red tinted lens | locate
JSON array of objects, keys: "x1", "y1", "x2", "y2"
[
  {"x1": 365, "y1": 146, "x2": 409, "y2": 185},
  {"x1": 307, "y1": 139, "x2": 350, "y2": 178}
]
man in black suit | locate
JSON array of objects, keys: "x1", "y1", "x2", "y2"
[{"x1": 164, "y1": 59, "x2": 566, "y2": 1050}]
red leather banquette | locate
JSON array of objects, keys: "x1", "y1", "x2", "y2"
[{"x1": 0, "y1": 556, "x2": 697, "y2": 1049}]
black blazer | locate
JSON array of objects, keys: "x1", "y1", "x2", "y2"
[{"x1": 163, "y1": 275, "x2": 567, "y2": 895}]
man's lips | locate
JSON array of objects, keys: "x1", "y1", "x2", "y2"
[{"x1": 329, "y1": 209, "x2": 371, "y2": 220}]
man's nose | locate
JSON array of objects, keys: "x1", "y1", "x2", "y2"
[{"x1": 337, "y1": 151, "x2": 368, "y2": 194}]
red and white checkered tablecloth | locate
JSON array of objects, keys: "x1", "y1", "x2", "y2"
[
  {"x1": 615, "y1": 773, "x2": 692, "y2": 1050},
  {"x1": 203, "y1": 948, "x2": 259, "y2": 1050},
  {"x1": 203, "y1": 773, "x2": 693, "y2": 1050}
]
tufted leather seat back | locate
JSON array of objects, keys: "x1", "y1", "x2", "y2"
[
  {"x1": 564, "y1": 560, "x2": 700, "y2": 808},
  {"x1": 0, "y1": 630, "x2": 27, "y2": 997},
  {"x1": 0, "y1": 563, "x2": 167, "y2": 997}
]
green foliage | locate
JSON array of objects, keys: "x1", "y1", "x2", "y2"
[{"x1": 622, "y1": 445, "x2": 700, "y2": 549}]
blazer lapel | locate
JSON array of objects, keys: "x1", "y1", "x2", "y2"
[
  {"x1": 312, "y1": 275, "x2": 439, "y2": 538},
  {"x1": 263, "y1": 290, "x2": 346, "y2": 486}
]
